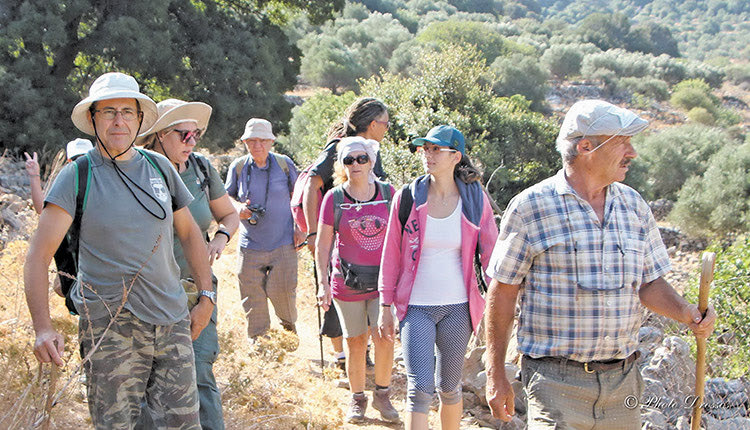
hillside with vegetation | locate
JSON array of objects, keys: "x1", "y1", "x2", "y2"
[
  {"x1": 275, "y1": 0, "x2": 750, "y2": 239},
  {"x1": 2, "y1": 0, "x2": 750, "y2": 428}
]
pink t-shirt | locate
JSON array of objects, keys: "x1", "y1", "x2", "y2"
[{"x1": 321, "y1": 184, "x2": 394, "y2": 302}]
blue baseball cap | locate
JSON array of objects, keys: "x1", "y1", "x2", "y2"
[{"x1": 411, "y1": 125, "x2": 466, "y2": 154}]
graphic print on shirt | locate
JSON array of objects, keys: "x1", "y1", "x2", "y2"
[
  {"x1": 409, "y1": 236, "x2": 419, "y2": 261},
  {"x1": 150, "y1": 177, "x2": 169, "y2": 202},
  {"x1": 348, "y1": 214, "x2": 387, "y2": 251}
]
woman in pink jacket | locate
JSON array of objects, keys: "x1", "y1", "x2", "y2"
[{"x1": 378, "y1": 125, "x2": 498, "y2": 430}]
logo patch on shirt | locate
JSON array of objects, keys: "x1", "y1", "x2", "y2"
[
  {"x1": 348, "y1": 215, "x2": 387, "y2": 251},
  {"x1": 150, "y1": 177, "x2": 169, "y2": 202}
]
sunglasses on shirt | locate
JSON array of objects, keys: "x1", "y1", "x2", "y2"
[
  {"x1": 342, "y1": 154, "x2": 370, "y2": 165},
  {"x1": 173, "y1": 129, "x2": 202, "y2": 143}
]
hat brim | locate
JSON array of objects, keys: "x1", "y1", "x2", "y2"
[
  {"x1": 410, "y1": 136, "x2": 446, "y2": 149},
  {"x1": 71, "y1": 91, "x2": 158, "y2": 136},
  {"x1": 135, "y1": 102, "x2": 212, "y2": 145},
  {"x1": 557, "y1": 117, "x2": 649, "y2": 146},
  {"x1": 240, "y1": 131, "x2": 276, "y2": 141},
  {"x1": 410, "y1": 136, "x2": 460, "y2": 152}
]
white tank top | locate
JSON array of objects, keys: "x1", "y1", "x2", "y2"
[{"x1": 409, "y1": 198, "x2": 467, "y2": 305}]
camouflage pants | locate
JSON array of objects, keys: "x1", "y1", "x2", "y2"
[{"x1": 79, "y1": 308, "x2": 200, "y2": 430}]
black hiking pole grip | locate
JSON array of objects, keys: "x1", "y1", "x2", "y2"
[{"x1": 312, "y1": 263, "x2": 325, "y2": 374}]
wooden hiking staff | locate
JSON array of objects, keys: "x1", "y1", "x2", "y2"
[{"x1": 691, "y1": 251, "x2": 715, "y2": 430}]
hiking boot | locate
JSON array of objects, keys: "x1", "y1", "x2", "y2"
[
  {"x1": 280, "y1": 321, "x2": 297, "y2": 333},
  {"x1": 335, "y1": 355, "x2": 346, "y2": 372},
  {"x1": 346, "y1": 392, "x2": 368, "y2": 423},
  {"x1": 372, "y1": 387, "x2": 400, "y2": 423}
]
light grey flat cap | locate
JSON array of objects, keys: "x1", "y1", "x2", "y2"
[{"x1": 556, "y1": 99, "x2": 648, "y2": 147}]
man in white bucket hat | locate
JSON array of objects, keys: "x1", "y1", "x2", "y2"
[
  {"x1": 484, "y1": 100, "x2": 716, "y2": 428},
  {"x1": 225, "y1": 118, "x2": 301, "y2": 342},
  {"x1": 24, "y1": 72, "x2": 212, "y2": 429}
]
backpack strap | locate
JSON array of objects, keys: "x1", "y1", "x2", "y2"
[
  {"x1": 376, "y1": 180, "x2": 392, "y2": 212},
  {"x1": 234, "y1": 154, "x2": 251, "y2": 179},
  {"x1": 332, "y1": 185, "x2": 345, "y2": 233},
  {"x1": 334, "y1": 181, "x2": 392, "y2": 233},
  {"x1": 68, "y1": 153, "x2": 91, "y2": 264},
  {"x1": 58, "y1": 154, "x2": 91, "y2": 316},
  {"x1": 398, "y1": 183, "x2": 413, "y2": 234},
  {"x1": 136, "y1": 148, "x2": 176, "y2": 210},
  {"x1": 271, "y1": 152, "x2": 293, "y2": 192},
  {"x1": 190, "y1": 153, "x2": 210, "y2": 195}
]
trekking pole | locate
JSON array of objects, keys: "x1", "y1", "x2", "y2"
[
  {"x1": 691, "y1": 252, "x2": 715, "y2": 430},
  {"x1": 312, "y1": 263, "x2": 325, "y2": 374}
]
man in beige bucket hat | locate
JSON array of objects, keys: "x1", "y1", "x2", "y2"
[
  {"x1": 225, "y1": 118, "x2": 302, "y2": 343},
  {"x1": 24, "y1": 72, "x2": 212, "y2": 429}
]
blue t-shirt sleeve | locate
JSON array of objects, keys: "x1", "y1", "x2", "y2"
[{"x1": 225, "y1": 158, "x2": 241, "y2": 200}]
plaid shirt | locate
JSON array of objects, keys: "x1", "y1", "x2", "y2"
[{"x1": 488, "y1": 170, "x2": 670, "y2": 362}]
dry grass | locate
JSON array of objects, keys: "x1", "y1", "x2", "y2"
[
  {"x1": 0, "y1": 213, "x2": 485, "y2": 429},
  {"x1": 0, "y1": 225, "x2": 349, "y2": 429}
]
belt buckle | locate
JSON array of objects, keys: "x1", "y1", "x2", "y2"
[{"x1": 584, "y1": 362, "x2": 595, "y2": 374}]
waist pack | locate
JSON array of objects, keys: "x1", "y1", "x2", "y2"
[{"x1": 339, "y1": 258, "x2": 379, "y2": 293}]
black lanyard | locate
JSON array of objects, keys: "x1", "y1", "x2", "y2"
[{"x1": 244, "y1": 158, "x2": 271, "y2": 208}]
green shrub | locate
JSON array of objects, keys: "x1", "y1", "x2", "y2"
[
  {"x1": 670, "y1": 86, "x2": 715, "y2": 112},
  {"x1": 669, "y1": 142, "x2": 750, "y2": 238},
  {"x1": 489, "y1": 53, "x2": 549, "y2": 111},
  {"x1": 416, "y1": 19, "x2": 506, "y2": 63},
  {"x1": 687, "y1": 107, "x2": 716, "y2": 125},
  {"x1": 624, "y1": 124, "x2": 731, "y2": 201},
  {"x1": 541, "y1": 44, "x2": 583, "y2": 79},
  {"x1": 378, "y1": 142, "x2": 423, "y2": 187},
  {"x1": 582, "y1": 49, "x2": 652, "y2": 79},
  {"x1": 282, "y1": 91, "x2": 357, "y2": 165},
  {"x1": 725, "y1": 63, "x2": 750, "y2": 85},
  {"x1": 670, "y1": 79, "x2": 741, "y2": 127},
  {"x1": 359, "y1": 45, "x2": 559, "y2": 208},
  {"x1": 618, "y1": 77, "x2": 669, "y2": 101},
  {"x1": 681, "y1": 236, "x2": 750, "y2": 378}
]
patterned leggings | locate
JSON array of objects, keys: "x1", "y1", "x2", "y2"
[{"x1": 399, "y1": 302, "x2": 472, "y2": 414}]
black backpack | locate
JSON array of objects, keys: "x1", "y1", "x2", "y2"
[
  {"x1": 56, "y1": 149, "x2": 172, "y2": 314},
  {"x1": 397, "y1": 180, "x2": 489, "y2": 294}
]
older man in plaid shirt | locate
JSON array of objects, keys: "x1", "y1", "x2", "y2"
[{"x1": 484, "y1": 100, "x2": 716, "y2": 429}]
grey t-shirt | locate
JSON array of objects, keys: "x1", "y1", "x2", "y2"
[{"x1": 45, "y1": 148, "x2": 193, "y2": 325}]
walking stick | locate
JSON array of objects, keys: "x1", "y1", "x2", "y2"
[
  {"x1": 691, "y1": 252, "x2": 715, "y2": 430},
  {"x1": 312, "y1": 263, "x2": 325, "y2": 374}
]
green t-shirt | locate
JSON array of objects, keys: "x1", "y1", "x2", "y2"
[{"x1": 173, "y1": 153, "x2": 226, "y2": 278}]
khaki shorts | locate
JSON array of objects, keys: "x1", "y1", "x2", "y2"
[
  {"x1": 522, "y1": 355, "x2": 643, "y2": 430},
  {"x1": 333, "y1": 297, "x2": 379, "y2": 338}
]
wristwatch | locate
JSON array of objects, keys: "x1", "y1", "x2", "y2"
[{"x1": 198, "y1": 290, "x2": 217, "y2": 305}]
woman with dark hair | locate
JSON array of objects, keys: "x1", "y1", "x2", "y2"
[
  {"x1": 139, "y1": 98, "x2": 239, "y2": 430},
  {"x1": 378, "y1": 125, "x2": 498, "y2": 430},
  {"x1": 302, "y1": 97, "x2": 390, "y2": 371}
]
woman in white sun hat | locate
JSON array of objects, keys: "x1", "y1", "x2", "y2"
[{"x1": 138, "y1": 99, "x2": 239, "y2": 430}]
